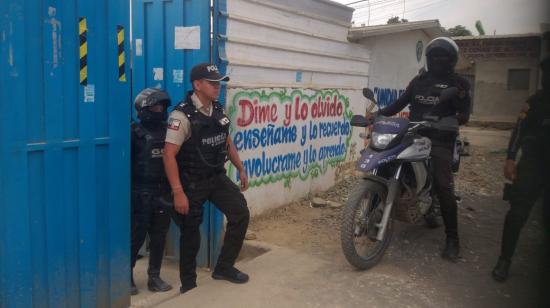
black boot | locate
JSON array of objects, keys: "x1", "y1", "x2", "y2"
[
  {"x1": 491, "y1": 258, "x2": 511, "y2": 282},
  {"x1": 441, "y1": 237, "x2": 460, "y2": 262},
  {"x1": 131, "y1": 275, "x2": 138, "y2": 295},
  {"x1": 212, "y1": 267, "x2": 249, "y2": 284},
  {"x1": 147, "y1": 276, "x2": 173, "y2": 292}
]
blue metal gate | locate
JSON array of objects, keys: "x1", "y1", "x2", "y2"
[
  {"x1": 131, "y1": 0, "x2": 224, "y2": 268},
  {"x1": 0, "y1": 0, "x2": 130, "y2": 307}
]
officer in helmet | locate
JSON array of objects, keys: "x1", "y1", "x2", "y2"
[
  {"x1": 367, "y1": 37, "x2": 471, "y2": 262},
  {"x1": 130, "y1": 88, "x2": 173, "y2": 295}
]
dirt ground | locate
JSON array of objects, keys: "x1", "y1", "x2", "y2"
[{"x1": 248, "y1": 131, "x2": 549, "y2": 308}]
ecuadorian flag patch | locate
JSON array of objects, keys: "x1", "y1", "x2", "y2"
[{"x1": 168, "y1": 118, "x2": 181, "y2": 130}]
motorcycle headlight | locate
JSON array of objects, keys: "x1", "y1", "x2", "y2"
[{"x1": 371, "y1": 132, "x2": 397, "y2": 149}]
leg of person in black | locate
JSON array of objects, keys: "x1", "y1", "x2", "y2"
[
  {"x1": 130, "y1": 189, "x2": 152, "y2": 294},
  {"x1": 430, "y1": 144, "x2": 460, "y2": 260},
  {"x1": 541, "y1": 187, "x2": 550, "y2": 307},
  {"x1": 543, "y1": 186, "x2": 550, "y2": 239},
  {"x1": 209, "y1": 174, "x2": 250, "y2": 273},
  {"x1": 493, "y1": 154, "x2": 545, "y2": 282},
  {"x1": 500, "y1": 155, "x2": 543, "y2": 262},
  {"x1": 176, "y1": 179, "x2": 210, "y2": 293},
  {"x1": 147, "y1": 208, "x2": 170, "y2": 277},
  {"x1": 146, "y1": 201, "x2": 172, "y2": 291}
]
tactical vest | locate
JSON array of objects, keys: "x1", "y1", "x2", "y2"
[
  {"x1": 131, "y1": 123, "x2": 167, "y2": 185},
  {"x1": 413, "y1": 73, "x2": 466, "y2": 142},
  {"x1": 411, "y1": 73, "x2": 465, "y2": 120},
  {"x1": 174, "y1": 96, "x2": 230, "y2": 179}
]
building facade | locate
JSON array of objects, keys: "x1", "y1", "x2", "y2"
[{"x1": 454, "y1": 34, "x2": 544, "y2": 123}]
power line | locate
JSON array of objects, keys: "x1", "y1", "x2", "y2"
[
  {"x1": 354, "y1": 0, "x2": 434, "y2": 13},
  {"x1": 351, "y1": 0, "x2": 403, "y2": 26},
  {"x1": 355, "y1": 0, "x2": 447, "y2": 24},
  {"x1": 352, "y1": 0, "x2": 429, "y2": 18},
  {"x1": 373, "y1": 0, "x2": 443, "y2": 18},
  {"x1": 352, "y1": 0, "x2": 402, "y2": 11},
  {"x1": 351, "y1": 0, "x2": 412, "y2": 26}
]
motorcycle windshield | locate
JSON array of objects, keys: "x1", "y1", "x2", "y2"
[{"x1": 372, "y1": 117, "x2": 409, "y2": 134}]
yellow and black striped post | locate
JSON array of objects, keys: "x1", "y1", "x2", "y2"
[
  {"x1": 117, "y1": 25, "x2": 126, "y2": 82},
  {"x1": 79, "y1": 17, "x2": 88, "y2": 85}
]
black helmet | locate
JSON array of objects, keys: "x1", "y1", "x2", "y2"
[
  {"x1": 134, "y1": 88, "x2": 171, "y2": 123},
  {"x1": 425, "y1": 37, "x2": 459, "y2": 75},
  {"x1": 134, "y1": 88, "x2": 171, "y2": 113}
]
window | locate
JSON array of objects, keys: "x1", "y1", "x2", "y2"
[{"x1": 507, "y1": 69, "x2": 530, "y2": 90}]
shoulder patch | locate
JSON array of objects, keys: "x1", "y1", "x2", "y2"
[
  {"x1": 167, "y1": 118, "x2": 181, "y2": 130},
  {"x1": 219, "y1": 116, "x2": 230, "y2": 126}
]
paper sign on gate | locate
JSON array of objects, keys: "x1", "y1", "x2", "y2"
[{"x1": 175, "y1": 26, "x2": 200, "y2": 50}]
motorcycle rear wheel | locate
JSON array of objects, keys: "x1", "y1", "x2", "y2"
[{"x1": 341, "y1": 179, "x2": 392, "y2": 270}]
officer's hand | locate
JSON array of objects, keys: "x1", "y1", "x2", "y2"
[
  {"x1": 173, "y1": 191, "x2": 189, "y2": 215},
  {"x1": 239, "y1": 168, "x2": 249, "y2": 192},
  {"x1": 504, "y1": 159, "x2": 516, "y2": 181}
]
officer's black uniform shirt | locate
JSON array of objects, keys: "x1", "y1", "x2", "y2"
[
  {"x1": 507, "y1": 90, "x2": 550, "y2": 161},
  {"x1": 378, "y1": 72, "x2": 471, "y2": 129}
]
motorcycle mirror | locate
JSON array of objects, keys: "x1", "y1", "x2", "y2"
[
  {"x1": 439, "y1": 87, "x2": 459, "y2": 103},
  {"x1": 362, "y1": 88, "x2": 376, "y2": 102},
  {"x1": 350, "y1": 114, "x2": 370, "y2": 127}
]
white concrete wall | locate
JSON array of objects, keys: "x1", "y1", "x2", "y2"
[
  {"x1": 223, "y1": 0, "x2": 370, "y2": 216},
  {"x1": 359, "y1": 30, "x2": 433, "y2": 116}
]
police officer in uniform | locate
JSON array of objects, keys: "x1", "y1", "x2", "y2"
[
  {"x1": 163, "y1": 63, "x2": 250, "y2": 294},
  {"x1": 492, "y1": 58, "x2": 550, "y2": 282},
  {"x1": 131, "y1": 88, "x2": 173, "y2": 295},
  {"x1": 367, "y1": 37, "x2": 471, "y2": 262}
]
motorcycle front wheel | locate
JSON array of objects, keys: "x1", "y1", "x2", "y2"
[{"x1": 341, "y1": 179, "x2": 392, "y2": 270}]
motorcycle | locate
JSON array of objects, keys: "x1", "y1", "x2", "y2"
[{"x1": 340, "y1": 87, "x2": 462, "y2": 270}]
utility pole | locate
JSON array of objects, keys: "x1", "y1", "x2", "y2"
[{"x1": 403, "y1": 0, "x2": 405, "y2": 20}]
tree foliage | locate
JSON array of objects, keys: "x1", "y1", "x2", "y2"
[
  {"x1": 387, "y1": 16, "x2": 408, "y2": 24},
  {"x1": 445, "y1": 25, "x2": 473, "y2": 37}
]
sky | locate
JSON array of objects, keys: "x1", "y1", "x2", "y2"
[{"x1": 333, "y1": 0, "x2": 550, "y2": 35}]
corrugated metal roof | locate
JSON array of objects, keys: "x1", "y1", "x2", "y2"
[{"x1": 348, "y1": 19, "x2": 445, "y2": 41}]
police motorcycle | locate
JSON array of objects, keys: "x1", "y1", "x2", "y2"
[{"x1": 340, "y1": 87, "x2": 460, "y2": 270}]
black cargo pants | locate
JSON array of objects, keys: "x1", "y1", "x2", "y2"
[
  {"x1": 500, "y1": 152, "x2": 550, "y2": 261},
  {"x1": 172, "y1": 173, "x2": 249, "y2": 289},
  {"x1": 430, "y1": 142, "x2": 459, "y2": 240},
  {"x1": 131, "y1": 186, "x2": 171, "y2": 277}
]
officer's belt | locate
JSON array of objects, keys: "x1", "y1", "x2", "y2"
[
  {"x1": 182, "y1": 170, "x2": 223, "y2": 182},
  {"x1": 132, "y1": 177, "x2": 167, "y2": 187}
]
